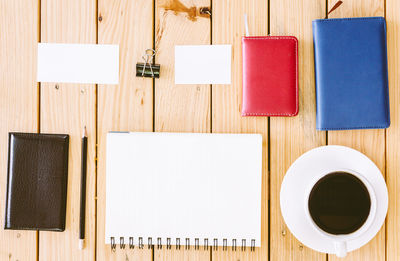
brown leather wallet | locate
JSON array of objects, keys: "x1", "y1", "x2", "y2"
[{"x1": 4, "y1": 132, "x2": 69, "y2": 231}]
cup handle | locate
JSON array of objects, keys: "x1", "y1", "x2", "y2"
[{"x1": 334, "y1": 241, "x2": 347, "y2": 258}]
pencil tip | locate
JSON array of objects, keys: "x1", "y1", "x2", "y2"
[
  {"x1": 79, "y1": 239, "x2": 84, "y2": 250},
  {"x1": 83, "y1": 126, "x2": 87, "y2": 137}
]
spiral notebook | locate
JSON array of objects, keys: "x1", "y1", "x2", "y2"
[{"x1": 105, "y1": 132, "x2": 262, "y2": 250}]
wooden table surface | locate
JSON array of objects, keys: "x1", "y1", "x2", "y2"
[{"x1": 0, "y1": 0, "x2": 399, "y2": 260}]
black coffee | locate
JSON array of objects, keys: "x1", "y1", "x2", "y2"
[{"x1": 308, "y1": 172, "x2": 371, "y2": 235}]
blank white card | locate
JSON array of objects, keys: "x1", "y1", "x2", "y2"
[
  {"x1": 105, "y1": 132, "x2": 262, "y2": 247},
  {"x1": 37, "y1": 43, "x2": 119, "y2": 84},
  {"x1": 175, "y1": 45, "x2": 231, "y2": 84}
]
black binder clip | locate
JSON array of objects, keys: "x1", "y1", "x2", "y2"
[{"x1": 136, "y1": 49, "x2": 160, "y2": 78}]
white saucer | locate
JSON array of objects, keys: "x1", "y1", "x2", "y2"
[{"x1": 280, "y1": 145, "x2": 388, "y2": 255}]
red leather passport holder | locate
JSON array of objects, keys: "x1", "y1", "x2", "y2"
[{"x1": 242, "y1": 36, "x2": 298, "y2": 116}]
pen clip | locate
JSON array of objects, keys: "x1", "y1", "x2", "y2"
[
  {"x1": 244, "y1": 14, "x2": 249, "y2": 37},
  {"x1": 325, "y1": 0, "x2": 343, "y2": 19}
]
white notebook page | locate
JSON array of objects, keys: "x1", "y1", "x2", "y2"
[{"x1": 105, "y1": 132, "x2": 262, "y2": 247}]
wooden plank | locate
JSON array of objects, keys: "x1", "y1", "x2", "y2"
[
  {"x1": 154, "y1": 0, "x2": 211, "y2": 133},
  {"x1": 0, "y1": 0, "x2": 39, "y2": 260},
  {"x1": 97, "y1": 0, "x2": 154, "y2": 261},
  {"x1": 211, "y1": 1, "x2": 268, "y2": 260},
  {"x1": 386, "y1": 0, "x2": 400, "y2": 260},
  {"x1": 327, "y1": 1, "x2": 386, "y2": 261},
  {"x1": 269, "y1": 1, "x2": 326, "y2": 261},
  {"x1": 153, "y1": 0, "x2": 211, "y2": 260},
  {"x1": 39, "y1": 0, "x2": 96, "y2": 260}
]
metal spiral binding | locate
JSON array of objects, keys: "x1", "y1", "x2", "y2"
[
  {"x1": 138, "y1": 237, "x2": 144, "y2": 249},
  {"x1": 120, "y1": 237, "x2": 125, "y2": 249},
  {"x1": 110, "y1": 237, "x2": 256, "y2": 251},
  {"x1": 110, "y1": 237, "x2": 116, "y2": 252},
  {"x1": 157, "y1": 237, "x2": 162, "y2": 249},
  {"x1": 232, "y1": 239, "x2": 237, "y2": 251},
  {"x1": 213, "y1": 239, "x2": 218, "y2": 250},
  {"x1": 185, "y1": 238, "x2": 190, "y2": 250},
  {"x1": 241, "y1": 239, "x2": 246, "y2": 251},
  {"x1": 251, "y1": 239, "x2": 256, "y2": 251}
]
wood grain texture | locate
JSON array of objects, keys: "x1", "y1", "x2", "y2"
[
  {"x1": 0, "y1": 0, "x2": 39, "y2": 260},
  {"x1": 327, "y1": 1, "x2": 386, "y2": 261},
  {"x1": 211, "y1": 1, "x2": 268, "y2": 260},
  {"x1": 39, "y1": 0, "x2": 96, "y2": 260},
  {"x1": 0, "y1": 0, "x2": 398, "y2": 260},
  {"x1": 154, "y1": 0, "x2": 211, "y2": 133},
  {"x1": 328, "y1": 0, "x2": 384, "y2": 17},
  {"x1": 386, "y1": 0, "x2": 400, "y2": 260},
  {"x1": 154, "y1": 0, "x2": 211, "y2": 260},
  {"x1": 269, "y1": 1, "x2": 326, "y2": 261},
  {"x1": 97, "y1": 0, "x2": 154, "y2": 260}
]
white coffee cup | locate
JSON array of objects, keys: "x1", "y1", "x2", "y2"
[
  {"x1": 303, "y1": 168, "x2": 377, "y2": 258},
  {"x1": 280, "y1": 146, "x2": 388, "y2": 258}
]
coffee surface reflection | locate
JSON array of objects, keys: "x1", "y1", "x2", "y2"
[{"x1": 308, "y1": 171, "x2": 371, "y2": 235}]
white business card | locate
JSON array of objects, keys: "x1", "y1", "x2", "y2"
[
  {"x1": 37, "y1": 43, "x2": 119, "y2": 84},
  {"x1": 175, "y1": 45, "x2": 231, "y2": 85}
]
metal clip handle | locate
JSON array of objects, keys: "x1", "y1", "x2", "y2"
[{"x1": 141, "y1": 49, "x2": 156, "y2": 77}]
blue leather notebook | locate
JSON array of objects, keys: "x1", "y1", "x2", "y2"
[{"x1": 313, "y1": 17, "x2": 390, "y2": 130}]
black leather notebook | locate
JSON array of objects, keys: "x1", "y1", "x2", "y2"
[{"x1": 4, "y1": 132, "x2": 69, "y2": 231}]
